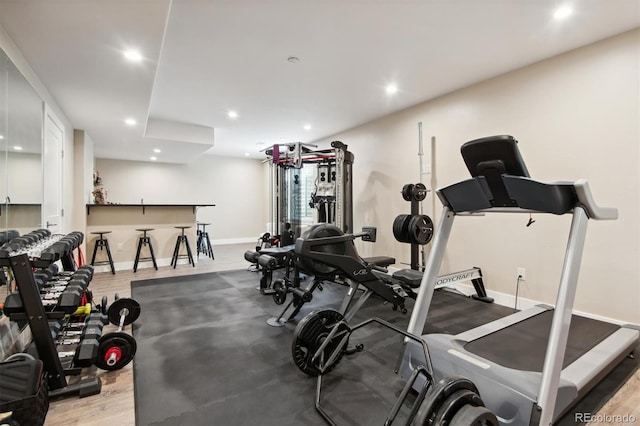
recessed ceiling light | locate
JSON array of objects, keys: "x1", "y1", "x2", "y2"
[
  {"x1": 287, "y1": 56, "x2": 300, "y2": 63},
  {"x1": 123, "y1": 49, "x2": 143, "y2": 62},
  {"x1": 13, "y1": 146, "x2": 22, "y2": 151},
  {"x1": 244, "y1": 152, "x2": 250, "y2": 156},
  {"x1": 553, "y1": 5, "x2": 573, "y2": 20},
  {"x1": 228, "y1": 110, "x2": 238, "y2": 119},
  {"x1": 303, "y1": 124, "x2": 312, "y2": 130},
  {"x1": 0, "y1": 135, "x2": 4, "y2": 139},
  {"x1": 153, "y1": 148, "x2": 161, "y2": 153},
  {"x1": 385, "y1": 83, "x2": 398, "y2": 95},
  {"x1": 125, "y1": 118, "x2": 137, "y2": 126},
  {"x1": 150, "y1": 156, "x2": 157, "y2": 161}
]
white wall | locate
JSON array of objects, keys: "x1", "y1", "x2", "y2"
[
  {"x1": 95, "y1": 155, "x2": 268, "y2": 242},
  {"x1": 0, "y1": 24, "x2": 75, "y2": 232},
  {"x1": 3, "y1": 152, "x2": 41, "y2": 203},
  {"x1": 317, "y1": 29, "x2": 640, "y2": 323}
]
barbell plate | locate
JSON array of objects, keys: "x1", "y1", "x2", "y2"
[
  {"x1": 412, "y1": 182, "x2": 428, "y2": 202},
  {"x1": 291, "y1": 309, "x2": 349, "y2": 377},
  {"x1": 449, "y1": 404, "x2": 499, "y2": 426},
  {"x1": 272, "y1": 279, "x2": 287, "y2": 305},
  {"x1": 401, "y1": 184, "x2": 415, "y2": 201},
  {"x1": 95, "y1": 331, "x2": 137, "y2": 371},
  {"x1": 107, "y1": 297, "x2": 141, "y2": 326},
  {"x1": 393, "y1": 214, "x2": 410, "y2": 243},
  {"x1": 433, "y1": 389, "x2": 485, "y2": 425},
  {"x1": 408, "y1": 215, "x2": 434, "y2": 245}
]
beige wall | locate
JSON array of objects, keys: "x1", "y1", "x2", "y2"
[
  {"x1": 95, "y1": 155, "x2": 268, "y2": 242},
  {"x1": 317, "y1": 29, "x2": 639, "y2": 323}
]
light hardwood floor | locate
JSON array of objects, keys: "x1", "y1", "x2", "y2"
[{"x1": 42, "y1": 243, "x2": 639, "y2": 426}]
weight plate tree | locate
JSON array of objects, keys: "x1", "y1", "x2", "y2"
[{"x1": 394, "y1": 183, "x2": 434, "y2": 269}]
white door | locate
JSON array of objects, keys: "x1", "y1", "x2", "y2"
[{"x1": 43, "y1": 105, "x2": 63, "y2": 234}]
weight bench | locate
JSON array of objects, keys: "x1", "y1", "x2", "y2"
[
  {"x1": 244, "y1": 245, "x2": 296, "y2": 294},
  {"x1": 267, "y1": 224, "x2": 411, "y2": 327}
]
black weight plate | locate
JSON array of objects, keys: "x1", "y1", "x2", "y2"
[
  {"x1": 291, "y1": 309, "x2": 349, "y2": 377},
  {"x1": 101, "y1": 295, "x2": 108, "y2": 315},
  {"x1": 433, "y1": 389, "x2": 485, "y2": 425},
  {"x1": 108, "y1": 297, "x2": 141, "y2": 326},
  {"x1": 412, "y1": 376, "x2": 479, "y2": 425},
  {"x1": 95, "y1": 331, "x2": 137, "y2": 371},
  {"x1": 409, "y1": 215, "x2": 434, "y2": 245},
  {"x1": 401, "y1": 184, "x2": 415, "y2": 201},
  {"x1": 272, "y1": 279, "x2": 287, "y2": 305},
  {"x1": 401, "y1": 214, "x2": 413, "y2": 243},
  {"x1": 412, "y1": 183, "x2": 427, "y2": 202},
  {"x1": 393, "y1": 215, "x2": 410, "y2": 243},
  {"x1": 450, "y1": 404, "x2": 499, "y2": 426}
]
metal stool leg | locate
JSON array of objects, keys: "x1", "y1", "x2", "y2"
[
  {"x1": 205, "y1": 232, "x2": 214, "y2": 259},
  {"x1": 147, "y1": 237, "x2": 158, "y2": 270},
  {"x1": 133, "y1": 237, "x2": 144, "y2": 272},
  {"x1": 104, "y1": 239, "x2": 116, "y2": 274},
  {"x1": 171, "y1": 236, "x2": 181, "y2": 268},
  {"x1": 184, "y1": 235, "x2": 195, "y2": 267},
  {"x1": 90, "y1": 238, "x2": 100, "y2": 265}
]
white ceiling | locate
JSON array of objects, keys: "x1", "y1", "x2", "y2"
[{"x1": 0, "y1": 0, "x2": 638, "y2": 163}]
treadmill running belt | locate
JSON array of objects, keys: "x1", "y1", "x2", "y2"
[{"x1": 463, "y1": 310, "x2": 620, "y2": 372}]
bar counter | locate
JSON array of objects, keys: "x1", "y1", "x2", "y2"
[{"x1": 85, "y1": 204, "x2": 215, "y2": 271}]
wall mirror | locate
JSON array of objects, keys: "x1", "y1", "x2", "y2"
[{"x1": 0, "y1": 46, "x2": 44, "y2": 241}]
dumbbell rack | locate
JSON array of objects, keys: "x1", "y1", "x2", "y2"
[{"x1": 0, "y1": 231, "x2": 102, "y2": 398}]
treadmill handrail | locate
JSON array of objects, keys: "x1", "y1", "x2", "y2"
[
  {"x1": 435, "y1": 179, "x2": 618, "y2": 220},
  {"x1": 574, "y1": 179, "x2": 618, "y2": 220}
]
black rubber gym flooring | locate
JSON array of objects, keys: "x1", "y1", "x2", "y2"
[{"x1": 131, "y1": 270, "x2": 638, "y2": 425}]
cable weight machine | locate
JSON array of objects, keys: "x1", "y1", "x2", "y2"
[{"x1": 267, "y1": 141, "x2": 354, "y2": 241}]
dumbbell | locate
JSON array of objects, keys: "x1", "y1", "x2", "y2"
[{"x1": 94, "y1": 297, "x2": 141, "y2": 370}]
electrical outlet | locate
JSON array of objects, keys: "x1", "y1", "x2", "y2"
[
  {"x1": 517, "y1": 267, "x2": 526, "y2": 280},
  {"x1": 117, "y1": 243, "x2": 123, "y2": 251}
]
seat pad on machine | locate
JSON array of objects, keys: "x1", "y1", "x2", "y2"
[
  {"x1": 392, "y1": 269, "x2": 423, "y2": 288},
  {"x1": 363, "y1": 256, "x2": 396, "y2": 268}
]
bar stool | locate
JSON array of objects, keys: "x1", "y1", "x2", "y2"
[
  {"x1": 196, "y1": 222, "x2": 214, "y2": 259},
  {"x1": 90, "y1": 231, "x2": 115, "y2": 274},
  {"x1": 171, "y1": 226, "x2": 195, "y2": 268},
  {"x1": 133, "y1": 228, "x2": 158, "y2": 272}
]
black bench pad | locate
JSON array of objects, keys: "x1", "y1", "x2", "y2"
[
  {"x1": 260, "y1": 245, "x2": 295, "y2": 257},
  {"x1": 363, "y1": 256, "x2": 396, "y2": 268},
  {"x1": 392, "y1": 268, "x2": 423, "y2": 288}
]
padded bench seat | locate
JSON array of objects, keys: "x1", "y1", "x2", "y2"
[
  {"x1": 392, "y1": 268, "x2": 423, "y2": 288},
  {"x1": 260, "y1": 245, "x2": 295, "y2": 257},
  {"x1": 363, "y1": 256, "x2": 396, "y2": 268}
]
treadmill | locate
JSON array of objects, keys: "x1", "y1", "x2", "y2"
[{"x1": 399, "y1": 135, "x2": 639, "y2": 425}]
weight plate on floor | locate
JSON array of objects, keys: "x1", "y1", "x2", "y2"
[
  {"x1": 272, "y1": 279, "x2": 287, "y2": 305},
  {"x1": 291, "y1": 309, "x2": 349, "y2": 377},
  {"x1": 107, "y1": 297, "x2": 141, "y2": 326},
  {"x1": 408, "y1": 215, "x2": 434, "y2": 245},
  {"x1": 95, "y1": 331, "x2": 137, "y2": 371},
  {"x1": 449, "y1": 404, "x2": 499, "y2": 426}
]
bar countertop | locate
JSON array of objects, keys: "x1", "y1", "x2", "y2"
[{"x1": 86, "y1": 203, "x2": 216, "y2": 215}]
